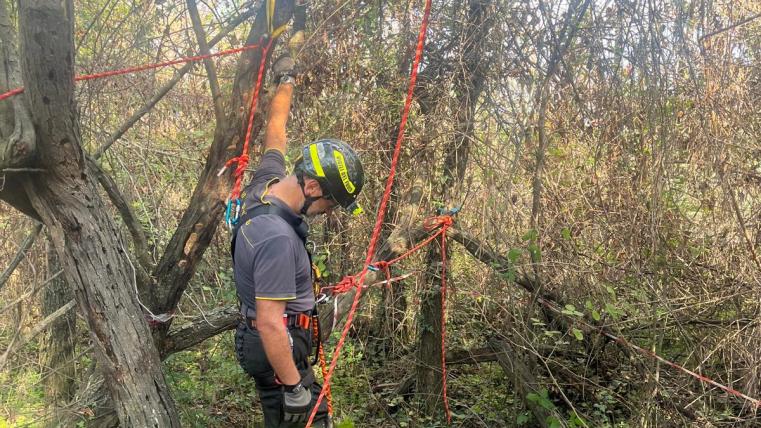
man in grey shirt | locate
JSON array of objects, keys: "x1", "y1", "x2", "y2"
[{"x1": 233, "y1": 54, "x2": 364, "y2": 428}]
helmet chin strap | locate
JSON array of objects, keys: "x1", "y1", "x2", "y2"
[{"x1": 297, "y1": 172, "x2": 320, "y2": 216}]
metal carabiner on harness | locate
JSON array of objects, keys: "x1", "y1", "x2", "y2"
[
  {"x1": 225, "y1": 198, "x2": 242, "y2": 229},
  {"x1": 315, "y1": 293, "x2": 331, "y2": 305}
]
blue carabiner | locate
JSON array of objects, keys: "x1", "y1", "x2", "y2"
[
  {"x1": 436, "y1": 206, "x2": 462, "y2": 216},
  {"x1": 225, "y1": 198, "x2": 242, "y2": 228}
]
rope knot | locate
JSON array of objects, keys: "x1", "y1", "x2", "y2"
[
  {"x1": 424, "y1": 214, "x2": 454, "y2": 231},
  {"x1": 372, "y1": 261, "x2": 390, "y2": 271},
  {"x1": 331, "y1": 275, "x2": 358, "y2": 295},
  {"x1": 232, "y1": 153, "x2": 250, "y2": 176}
]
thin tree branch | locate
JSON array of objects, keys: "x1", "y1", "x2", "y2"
[
  {"x1": 92, "y1": 6, "x2": 257, "y2": 159},
  {"x1": 0, "y1": 299, "x2": 76, "y2": 372},
  {"x1": 186, "y1": 0, "x2": 225, "y2": 121},
  {"x1": 0, "y1": 270, "x2": 64, "y2": 316},
  {"x1": 699, "y1": 11, "x2": 761, "y2": 43},
  {"x1": 86, "y1": 156, "x2": 153, "y2": 277},
  {"x1": 0, "y1": 222, "x2": 42, "y2": 290}
]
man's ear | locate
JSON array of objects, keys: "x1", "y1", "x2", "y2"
[{"x1": 303, "y1": 177, "x2": 323, "y2": 197}]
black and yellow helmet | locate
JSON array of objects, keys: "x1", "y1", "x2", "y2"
[{"x1": 294, "y1": 139, "x2": 364, "y2": 215}]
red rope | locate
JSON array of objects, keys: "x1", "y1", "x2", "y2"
[
  {"x1": 305, "y1": 0, "x2": 433, "y2": 425},
  {"x1": 439, "y1": 221, "x2": 452, "y2": 423},
  {"x1": 0, "y1": 44, "x2": 260, "y2": 102},
  {"x1": 324, "y1": 217, "x2": 453, "y2": 297},
  {"x1": 221, "y1": 36, "x2": 274, "y2": 204},
  {"x1": 0, "y1": 87, "x2": 23, "y2": 102}
]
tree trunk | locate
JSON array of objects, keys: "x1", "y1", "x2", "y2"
[
  {"x1": 489, "y1": 338, "x2": 567, "y2": 428},
  {"x1": 0, "y1": 0, "x2": 35, "y2": 169},
  {"x1": 41, "y1": 234, "x2": 77, "y2": 419},
  {"x1": 13, "y1": 2, "x2": 180, "y2": 425},
  {"x1": 416, "y1": 0, "x2": 493, "y2": 415},
  {"x1": 0, "y1": 0, "x2": 38, "y2": 220}
]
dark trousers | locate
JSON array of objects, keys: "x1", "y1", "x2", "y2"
[{"x1": 235, "y1": 322, "x2": 330, "y2": 428}]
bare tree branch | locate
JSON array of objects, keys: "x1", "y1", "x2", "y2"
[
  {"x1": 0, "y1": 269, "x2": 63, "y2": 316},
  {"x1": 162, "y1": 305, "x2": 239, "y2": 357},
  {"x1": 0, "y1": 299, "x2": 76, "y2": 371},
  {"x1": 0, "y1": 221, "x2": 42, "y2": 290},
  {"x1": 86, "y1": 156, "x2": 153, "y2": 276},
  {"x1": 186, "y1": 0, "x2": 224, "y2": 121},
  {"x1": 92, "y1": 5, "x2": 257, "y2": 159}
]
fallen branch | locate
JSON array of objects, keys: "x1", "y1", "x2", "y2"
[
  {"x1": 489, "y1": 338, "x2": 566, "y2": 428},
  {"x1": 162, "y1": 305, "x2": 239, "y2": 357}
]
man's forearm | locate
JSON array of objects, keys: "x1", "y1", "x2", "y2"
[
  {"x1": 258, "y1": 322, "x2": 301, "y2": 385},
  {"x1": 262, "y1": 83, "x2": 293, "y2": 155}
]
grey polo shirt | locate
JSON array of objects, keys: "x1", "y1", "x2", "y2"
[{"x1": 234, "y1": 149, "x2": 314, "y2": 318}]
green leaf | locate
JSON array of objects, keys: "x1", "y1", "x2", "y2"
[
  {"x1": 527, "y1": 242, "x2": 542, "y2": 262},
  {"x1": 527, "y1": 389, "x2": 555, "y2": 411},
  {"x1": 522, "y1": 228, "x2": 538, "y2": 242},
  {"x1": 561, "y1": 227, "x2": 572, "y2": 240},
  {"x1": 572, "y1": 328, "x2": 584, "y2": 341},
  {"x1": 605, "y1": 303, "x2": 623, "y2": 320},
  {"x1": 561, "y1": 304, "x2": 583, "y2": 317},
  {"x1": 508, "y1": 248, "x2": 523, "y2": 263},
  {"x1": 547, "y1": 416, "x2": 562, "y2": 428},
  {"x1": 516, "y1": 413, "x2": 530, "y2": 425},
  {"x1": 592, "y1": 310, "x2": 601, "y2": 321},
  {"x1": 569, "y1": 412, "x2": 586, "y2": 427},
  {"x1": 336, "y1": 420, "x2": 356, "y2": 428},
  {"x1": 605, "y1": 285, "x2": 617, "y2": 297}
]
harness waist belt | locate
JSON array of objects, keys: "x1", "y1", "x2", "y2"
[{"x1": 246, "y1": 313, "x2": 312, "y2": 331}]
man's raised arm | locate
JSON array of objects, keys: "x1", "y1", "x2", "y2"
[{"x1": 262, "y1": 56, "x2": 296, "y2": 155}]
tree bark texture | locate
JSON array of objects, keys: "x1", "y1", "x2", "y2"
[
  {"x1": 41, "y1": 234, "x2": 77, "y2": 412},
  {"x1": 0, "y1": 0, "x2": 38, "y2": 219},
  {"x1": 0, "y1": 0, "x2": 35, "y2": 169},
  {"x1": 16, "y1": 2, "x2": 180, "y2": 425}
]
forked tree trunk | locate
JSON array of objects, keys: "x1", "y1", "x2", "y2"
[{"x1": 14, "y1": 1, "x2": 179, "y2": 425}]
